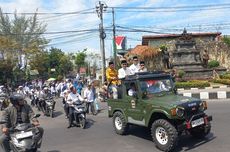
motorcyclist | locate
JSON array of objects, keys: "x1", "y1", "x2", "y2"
[
  {"x1": 66, "y1": 85, "x2": 84, "y2": 128},
  {"x1": 30, "y1": 89, "x2": 36, "y2": 106},
  {"x1": 0, "y1": 93, "x2": 44, "y2": 152},
  {"x1": 17, "y1": 86, "x2": 25, "y2": 95},
  {"x1": 39, "y1": 87, "x2": 56, "y2": 115}
]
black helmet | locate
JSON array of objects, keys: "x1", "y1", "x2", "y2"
[{"x1": 10, "y1": 93, "x2": 24, "y2": 106}]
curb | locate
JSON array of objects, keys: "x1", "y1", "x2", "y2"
[
  {"x1": 177, "y1": 85, "x2": 230, "y2": 91},
  {"x1": 179, "y1": 91, "x2": 230, "y2": 100}
]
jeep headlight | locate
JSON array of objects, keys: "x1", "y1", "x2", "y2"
[
  {"x1": 199, "y1": 101, "x2": 207, "y2": 111},
  {"x1": 176, "y1": 107, "x2": 185, "y2": 117}
]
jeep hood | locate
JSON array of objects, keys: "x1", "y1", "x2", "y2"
[{"x1": 147, "y1": 94, "x2": 201, "y2": 108}]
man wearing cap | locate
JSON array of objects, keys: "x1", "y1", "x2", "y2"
[
  {"x1": 138, "y1": 61, "x2": 147, "y2": 72},
  {"x1": 129, "y1": 56, "x2": 140, "y2": 75},
  {"x1": 17, "y1": 86, "x2": 25, "y2": 95},
  {"x1": 118, "y1": 60, "x2": 131, "y2": 79},
  {"x1": 106, "y1": 61, "x2": 119, "y2": 99}
]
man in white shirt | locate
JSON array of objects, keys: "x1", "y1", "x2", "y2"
[
  {"x1": 138, "y1": 61, "x2": 147, "y2": 72},
  {"x1": 118, "y1": 60, "x2": 131, "y2": 79},
  {"x1": 67, "y1": 86, "x2": 84, "y2": 128},
  {"x1": 129, "y1": 56, "x2": 140, "y2": 75},
  {"x1": 83, "y1": 84, "x2": 95, "y2": 114}
]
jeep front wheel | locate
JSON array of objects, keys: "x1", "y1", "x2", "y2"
[
  {"x1": 151, "y1": 119, "x2": 178, "y2": 152},
  {"x1": 113, "y1": 111, "x2": 129, "y2": 135}
]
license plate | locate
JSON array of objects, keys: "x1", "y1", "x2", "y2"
[
  {"x1": 191, "y1": 118, "x2": 204, "y2": 128},
  {"x1": 16, "y1": 131, "x2": 33, "y2": 139}
]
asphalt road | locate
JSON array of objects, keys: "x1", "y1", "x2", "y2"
[
  {"x1": 34, "y1": 98, "x2": 230, "y2": 152},
  {"x1": 1, "y1": 98, "x2": 230, "y2": 152}
]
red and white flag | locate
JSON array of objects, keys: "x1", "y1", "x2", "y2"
[{"x1": 115, "y1": 36, "x2": 126, "y2": 50}]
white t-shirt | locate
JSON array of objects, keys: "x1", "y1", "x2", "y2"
[
  {"x1": 84, "y1": 88, "x2": 94, "y2": 102},
  {"x1": 138, "y1": 68, "x2": 147, "y2": 72},
  {"x1": 67, "y1": 92, "x2": 84, "y2": 106},
  {"x1": 51, "y1": 86, "x2": 56, "y2": 93},
  {"x1": 129, "y1": 63, "x2": 140, "y2": 75},
  {"x1": 118, "y1": 67, "x2": 131, "y2": 79}
]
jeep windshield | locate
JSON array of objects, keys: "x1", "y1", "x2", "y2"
[{"x1": 140, "y1": 78, "x2": 173, "y2": 95}]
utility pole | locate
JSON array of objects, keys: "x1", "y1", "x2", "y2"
[
  {"x1": 96, "y1": 1, "x2": 107, "y2": 84},
  {"x1": 112, "y1": 7, "x2": 117, "y2": 69}
]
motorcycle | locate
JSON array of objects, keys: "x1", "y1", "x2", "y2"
[
  {"x1": 44, "y1": 97, "x2": 55, "y2": 118},
  {"x1": 0, "y1": 114, "x2": 42, "y2": 152},
  {"x1": 73, "y1": 102, "x2": 86, "y2": 129}
]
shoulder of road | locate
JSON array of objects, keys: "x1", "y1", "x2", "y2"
[{"x1": 178, "y1": 85, "x2": 230, "y2": 100}]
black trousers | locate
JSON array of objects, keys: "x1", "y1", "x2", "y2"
[{"x1": 68, "y1": 107, "x2": 75, "y2": 125}]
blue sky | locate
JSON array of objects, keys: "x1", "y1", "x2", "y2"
[{"x1": 0, "y1": 0, "x2": 230, "y2": 57}]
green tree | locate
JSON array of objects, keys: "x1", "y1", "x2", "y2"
[
  {"x1": 58, "y1": 55, "x2": 73, "y2": 77},
  {"x1": 0, "y1": 8, "x2": 48, "y2": 83},
  {"x1": 48, "y1": 47, "x2": 73, "y2": 78},
  {"x1": 75, "y1": 49, "x2": 87, "y2": 72},
  {"x1": 29, "y1": 51, "x2": 49, "y2": 79},
  {"x1": 0, "y1": 8, "x2": 48, "y2": 52}
]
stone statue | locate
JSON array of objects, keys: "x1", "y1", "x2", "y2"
[
  {"x1": 162, "y1": 48, "x2": 170, "y2": 69},
  {"x1": 202, "y1": 50, "x2": 209, "y2": 68}
]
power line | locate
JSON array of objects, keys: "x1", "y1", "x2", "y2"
[
  {"x1": 44, "y1": 33, "x2": 98, "y2": 47},
  {"x1": 1, "y1": 8, "x2": 96, "y2": 15},
  {"x1": 0, "y1": 29, "x2": 99, "y2": 36},
  {"x1": 116, "y1": 25, "x2": 172, "y2": 34},
  {"x1": 110, "y1": 3, "x2": 230, "y2": 10},
  {"x1": 46, "y1": 32, "x2": 92, "y2": 40}
]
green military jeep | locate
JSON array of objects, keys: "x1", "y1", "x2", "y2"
[{"x1": 107, "y1": 72, "x2": 212, "y2": 152}]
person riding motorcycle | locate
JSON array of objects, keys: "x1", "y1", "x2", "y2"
[
  {"x1": 39, "y1": 87, "x2": 56, "y2": 115},
  {"x1": 0, "y1": 93, "x2": 44, "y2": 152},
  {"x1": 66, "y1": 85, "x2": 84, "y2": 128}
]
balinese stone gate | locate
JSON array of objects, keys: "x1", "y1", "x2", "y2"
[
  {"x1": 163, "y1": 37, "x2": 230, "y2": 72},
  {"x1": 160, "y1": 30, "x2": 227, "y2": 80}
]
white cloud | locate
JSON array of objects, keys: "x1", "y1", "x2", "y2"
[
  {"x1": 0, "y1": 0, "x2": 42, "y2": 12},
  {"x1": 1, "y1": 0, "x2": 230, "y2": 54}
]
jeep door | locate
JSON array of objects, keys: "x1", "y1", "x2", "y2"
[{"x1": 125, "y1": 81, "x2": 146, "y2": 126}]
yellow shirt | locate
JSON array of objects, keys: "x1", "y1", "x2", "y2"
[{"x1": 106, "y1": 67, "x2": 119, "y2": 85}]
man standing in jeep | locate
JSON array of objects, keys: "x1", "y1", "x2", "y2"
[{"x1": 106, "y1": 61, "x2": 120, "y2": 99}]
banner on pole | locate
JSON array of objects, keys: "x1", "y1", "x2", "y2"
[{"x1": 115, "y1": 36, "x2": 126, "y2": 50}]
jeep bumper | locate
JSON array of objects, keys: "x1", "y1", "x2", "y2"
[{"x1": 178, "y1": 115, "x2": 212, "y2": 131}]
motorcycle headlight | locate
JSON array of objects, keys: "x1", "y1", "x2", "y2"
[
  {"x1": 199, "y1": 101, "x2": 207, "y2": 111},
  {"x1": 176, "y1": 107, "x2": 185, "y2": 117}
]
